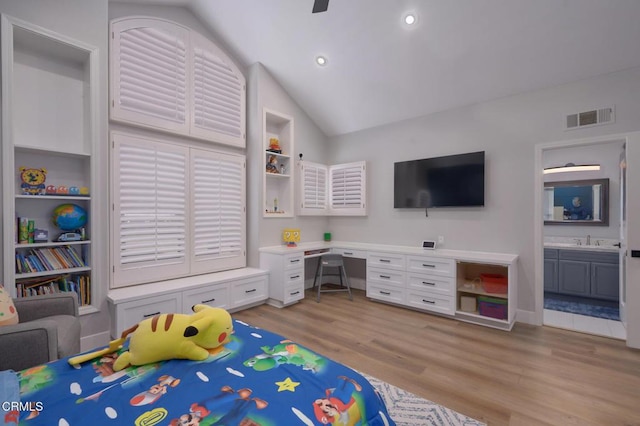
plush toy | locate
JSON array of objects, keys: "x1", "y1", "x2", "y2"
[
  {"x1": 111, "y1": 305, "x2": 233, "y2": 371},
  {"x1": 0, "y1": 285, "x2": 19, "y2": 326},
  {"x1": 70, "y1": 305, "x2": 233, "y2": 370}
]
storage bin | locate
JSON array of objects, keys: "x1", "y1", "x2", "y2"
[
  {"x1": 480, "y1": 273, "x2": 507, "y2": 294},
  {"x1": 460, "y1": 295, "x2": 477, "y2": 312},
  {"x1": 477, "y1": 296, "x2": 507, "y2": 320}
]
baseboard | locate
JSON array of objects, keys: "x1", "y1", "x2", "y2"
[
  {"x1": 516, "y1": 309, "x2": 539, "y2": 326},
  {"x1": 80, "y1": 330, "x2": 111, "y2": 352}
]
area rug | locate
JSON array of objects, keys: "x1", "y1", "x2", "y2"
[
  {"x1": 362, "y1": 373, "x2": 486, "y2": 426},
  {"x1": 544, "y1": 293, "x2": 619, "y2": 320}
]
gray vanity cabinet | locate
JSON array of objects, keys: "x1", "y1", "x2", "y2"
[
  {"x1": 543, "y1": 249, "x2": 559, "y2": 292},
  {"x1": 550, "y1": 250, "x2": 619, "y2": 302}
]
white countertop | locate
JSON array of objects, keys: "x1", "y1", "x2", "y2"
[
  {"x1": 260, "y1": 241, "x2": 519, "y2": 265},
  {"x1": 543, "y1": 242, "x2": 620, "y2": 253}
]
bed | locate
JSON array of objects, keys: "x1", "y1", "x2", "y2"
[{"x1": 4, "y1": 318, "x2": 395, "y2": 426}]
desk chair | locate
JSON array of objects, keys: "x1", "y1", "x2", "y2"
[{"x1": 313, "y1": 253, "x2": 353, "y2": 302}]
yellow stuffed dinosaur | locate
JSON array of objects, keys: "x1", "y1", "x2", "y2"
[{"x1": 110, "y1": 304, "x2": 233, "y2": 371}]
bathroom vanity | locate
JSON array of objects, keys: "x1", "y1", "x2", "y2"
[{"x1": 544, "y1": 243, "x2": 619, "y2": 302}]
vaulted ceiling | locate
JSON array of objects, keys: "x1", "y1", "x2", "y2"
[{"x1": 114, "y1": 0, "x2": 640, "y2": 136}]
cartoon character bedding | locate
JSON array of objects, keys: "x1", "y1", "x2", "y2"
[{"x1": 7, "y1": 319, "x2": 395, "y2": 425}]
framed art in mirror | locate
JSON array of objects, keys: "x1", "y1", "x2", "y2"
[{"x1": 543, "y1": 178, "x2": 609, "y2": 226}]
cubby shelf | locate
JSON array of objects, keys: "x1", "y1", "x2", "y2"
[{"x1": 263, "y1": 108, "x2": 294, "y2": 218}]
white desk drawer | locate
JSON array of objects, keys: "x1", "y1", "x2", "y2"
[
  {"x1": 407, "y1": 255, "x2": 454, "y2": 276},
  {"x1": 406, "y1": 290, "x2": 454, "y2": 316},
  {"x1": 182, "y1": 284, "x2": 229, "y2": 312},
  {"x1": 407, "y1": 273, "x2": 454, "y2": 296},
  {"x1": 283, "y1": 283, "x2": 305, "y2": 305},
  {"x1": 284, "y1": 253, "x2": 304, "y2": 270},
  {"x1": 368, "y1": 252, "x2": 406, "y2": 270},
  {"x1": 367, "y1": 267, "x2": 405, "y2": 288},
  {"x1": 113, "y1": 293, "x2": 181, "y2": 337},
  {"x1": 332, "y1": 247, "x2": 366, "y2": 259},
  {"x1": 284, "y1": 267, "x2": 304, "y2": 286},
  {"x1": 367, "y1": 282, "x2": 405, "y2": 304}
]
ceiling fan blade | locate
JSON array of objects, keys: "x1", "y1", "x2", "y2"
[{"x1": 312, "y1": 0, "x2": 329, "y2": 13}]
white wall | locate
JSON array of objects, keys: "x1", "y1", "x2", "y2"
[
  {"x1": 543, "y1": 141, "x2": 625, "y2": 240},
  {"x1": 246, "y1": 63, "x2": 329, "y2": 267},
  {"x1": 0, "y1": 0, "x2": 109, "y2": 344},
  {"x1": 326, "y1": 67, "x2": 640, "y2": 315}
]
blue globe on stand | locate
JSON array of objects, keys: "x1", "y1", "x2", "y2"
[{"x1": 52, "y1": 204, "x2": 87, "y2": 231}]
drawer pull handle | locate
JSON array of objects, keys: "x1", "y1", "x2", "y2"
[
  {"x1": 201, "y1": 298, "x2": 216, "y2": 303},
  {"x1": 143, "y1": 311, "x2": 161, "y2": 318},
  {"x1": 245, "y1": 289, "x2": 257, "y2": 293},
  {"x1": 422, "y1": 299, "x2": 435, "y2": 304},
  {"x1": 422, "y1": 264, "x2": 435, "y2": 268},
  {"x1": 380, "y1": 275, "x2": 391, "y2": 279},
  {"x1": 290, "y1": 259, "x2": 300, "y2": 263},
  {"x1": 422, "y1": 281, "x2": 435, "y2": 286},
  {"x1": 291, "y1": 291, "x2": 300, "y2": 296},
  {"x1": 380, "y1": 259, "x2": 391, "y2": 263},
  {"x1": 290, "y1": 275, "x2": 300, "y2": 279},
  {"x1": 380, "y1": 291, "x2": 391, "y2": 295},
  {"x1": 344, "y1": 252, "x2": 353, "y2": 255}
]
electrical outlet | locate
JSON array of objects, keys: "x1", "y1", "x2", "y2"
[{"x1": 438, "y1": 235, "x2": 445, "y2": 244}]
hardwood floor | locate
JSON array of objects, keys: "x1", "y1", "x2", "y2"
[{"x1": 233, "y1": 289, "x2": 640, "y2": 426}]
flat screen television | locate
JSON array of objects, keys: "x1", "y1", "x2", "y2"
[{"x1": 394, "y1": 151, "x2": 485, "y2": 208}]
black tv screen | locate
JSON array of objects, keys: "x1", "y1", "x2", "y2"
[{"x1": 394, "y1": 151, "x2": 485, "y2": 208}]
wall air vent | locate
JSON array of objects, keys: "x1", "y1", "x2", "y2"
[{"x1": 565, "y1": 106, "x2": 615, "y2": 130}]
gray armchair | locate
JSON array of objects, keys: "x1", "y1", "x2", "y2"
[{"x1": 0, "y1": 292, "x2": 80, "y2": 371}]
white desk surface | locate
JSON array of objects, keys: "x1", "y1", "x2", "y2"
[{"x1": 260, "y1": 241, "x2": 518, "y2": 265}]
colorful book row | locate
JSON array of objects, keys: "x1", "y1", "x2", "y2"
[
  {"x1": 15, "y1": 246, "x2": 86, "y2": 274},
  {"x1": 16, "y1": 274, "x2": 91, "y2": 306}
]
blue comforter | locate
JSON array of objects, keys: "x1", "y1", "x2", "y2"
[{"x1": 10, "y1": 319, "x2": 394, "y2": 426}]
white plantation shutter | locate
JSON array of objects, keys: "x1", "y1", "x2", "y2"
[
  {"x1": 191, "y1": 33, "x2": 246, "y2": 147},
  {"x1": 112, "y1": 134, "x2": 189, "y2": 287},
  {"x1": 299, "y1": 161, "x2": 328, "y2": 215},
  {"x1": 191, "y1": 149, "x2": 246, "y2": 273},
  {"x1": 330, "y1": 161, "x2": 367, "y2": 215},
  {"x1": 111, "y1": 18, "x2": 189, "y2": 133}
]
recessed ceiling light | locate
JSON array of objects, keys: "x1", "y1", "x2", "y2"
[
  {"x1": 404, "y1": 13, "x2": 416, "y2": 25},
  {"x1": 316, "y1": 56, "x2": 327, "y2": 66}
]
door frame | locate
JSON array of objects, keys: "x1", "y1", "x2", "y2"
[{"x1": 534, "y1": 132, "x2": 634, "y2": 345}]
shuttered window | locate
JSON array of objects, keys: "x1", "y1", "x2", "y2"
[
  {"x1": 191, "y1": 149, "x2": 245, "y2": 273},
  {"x1": 112, "y1": 133, "x2": 246, "y2": 288},
  {"x1": 330, "y1": 162, "x2": 367, "y2": 215},
  {"x1": 111, "y1": 18, "x2": 189, "y2": 133},
  {"x1": 113, "y1": 134, "x2": 189, "y2": 287},
  {"x1": 192, "y1": 32, "x2": 245, "y2": 146},
  {"x1": 299, "y1": 161, "x2": 328, "y2": 215}
]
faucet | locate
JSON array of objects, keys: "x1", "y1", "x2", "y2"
[{"x1": 586, "y1": 235, "x2": 591, "y2": 245}]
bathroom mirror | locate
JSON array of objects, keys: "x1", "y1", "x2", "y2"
[{"x1": 543, "y1": 178, "x2": 609, "y2": 226}]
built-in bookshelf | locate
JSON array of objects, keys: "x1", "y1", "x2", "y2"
[{"x1": 1, "y1": 15, "x2": 98, "y2": 312}]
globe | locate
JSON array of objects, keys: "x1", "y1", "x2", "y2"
[{"x1": 52, "y1": 204, "x2": 87, "y2": 231}]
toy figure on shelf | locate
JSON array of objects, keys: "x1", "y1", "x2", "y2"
[
  {"x1": 19, "y1": 167, "x2": 47, "y2": 195},
  {"x1": 267, "y1": 137, "x2": 281, "y2": 153},
  {"x1": 266, "y1": 155, "x2": 279, "y2": 173}
]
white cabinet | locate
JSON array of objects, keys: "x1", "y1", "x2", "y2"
[
  {"x1": 263, "y1": 108, "x2": 294, "y2": 217},
  {"x1": 110, "y1": 17, "x2": 245, "y2": 148},
  {"x1": 1, "y1": 15, "x2": 99, "y2": 313},
  {"x1": 108, "y1": 268, "x2": 268, "y2": 338},
  {"x1": 260, "y1": 252, "x2": 305, "y2": 307}
]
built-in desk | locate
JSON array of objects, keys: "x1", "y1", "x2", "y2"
[{"x1": 259, "y1": 241, "x2": 519, "y2": 331}]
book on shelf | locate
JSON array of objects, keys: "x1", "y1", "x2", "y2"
[
  {"x1": 15, "y1": 246, "x2": 86, "y2": 274},
  {"x1": 15, "y1": 274, "x2": 91, "y2": 306}
]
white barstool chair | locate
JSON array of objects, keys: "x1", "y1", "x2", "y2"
[{"x1": 313, "y1": 253, "x2": 353, "y2": 302}]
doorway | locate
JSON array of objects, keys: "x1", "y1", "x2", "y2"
[{"x1": 538, "y1": 138, "x2": 626, "y2": 340}]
